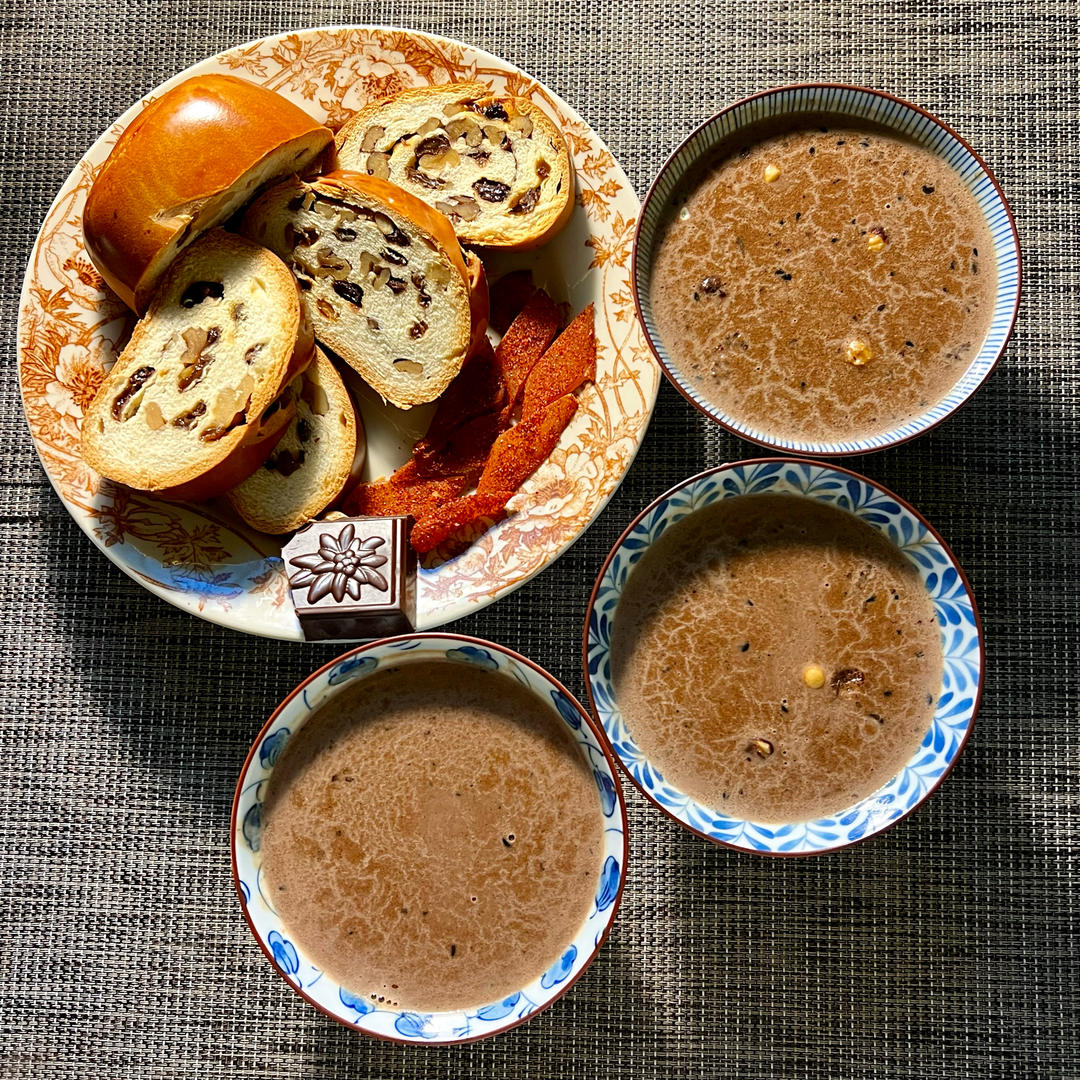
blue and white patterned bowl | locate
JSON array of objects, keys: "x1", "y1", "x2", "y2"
[
  {"x1": 632, "y1": 84, "x2": 1021, "y2": 456},
  {"x1": 232, "y1": 634, "x2": 627, "y2": 1043},
  {"x1": 583, "y1": 459, "x2": 983, "y2": 855}
]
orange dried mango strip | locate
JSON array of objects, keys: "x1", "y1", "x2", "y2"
[
  {"x1": 520, "y1": 303, "x2": 596, "y2": 420},
  {"x1": 478, "y1": 395, "x2": 578, "y2": 494},
  {"x1": 411, "y1": 491, "x2": 514, "y2": 554},
  {"x1": 495, "y1": 289, "x2": 562, "y2": 413},
  {"x1": 414, "y1": 338, "x2": 505, "y2": 460},
  {"x1": 413, "y1": 409, "x2": 507, "y2": 479},
  {"x1": 342, "y1": 461, "x2": 467, "y2": 520},
  {"x1": 387, "y1": 458, "x2": 428, "y2": 486}
]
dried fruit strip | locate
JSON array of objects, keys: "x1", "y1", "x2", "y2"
[
  {"x1": 477, "y1": 395, "x2": 578, "y2": 494},
  {"x1": 410, "y1": 491, "x2": 515, "y2": 554},
  {"x1": 342, "y1": 466, "x2": 467, "y2": 520},
  {"x1": 495, "y1": 289, "x2": 562, "y2": 413},
  {"x1": 413, "y1": 338, "x2": 505, "y2": 459},
  {"x1": 413, "y1": 408, "x2": 507, "y2": 479},
  {"x1": 520, "y1": 303, "x2": 596, "y2": 419}
]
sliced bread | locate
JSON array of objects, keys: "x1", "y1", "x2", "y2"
[
  {"x1": 80, "y1": 229, "x2": 314, "y2": 495},
  {"x1": 335, "y1": 82, "x2": 574, "y2": 249},
  {"x1": 227, "y1": 349, "x2": 365, "y2": 534},
  {"x1": 84, "y1": 74, "x2": 333, "y2": 313},
  {"x1": 241, "y1": 171, "x2": 474, "y2": 409},
  {"x1": 159, "y1": 384, "x2": 297, "y2": 503}
]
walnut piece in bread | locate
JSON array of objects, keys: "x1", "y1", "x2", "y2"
[
  {"x1": 161, "y1": 383, "x2": 297, "y2": 504},
  {"x1": 80, "y1": 230, "x2": 314, "y2": 497},
  {"x1": 241, "y1": 172, "x2": 475, "y2": 409},
  {"x1": 335, "y1": 82, "x2": 574, "y2": 249}
]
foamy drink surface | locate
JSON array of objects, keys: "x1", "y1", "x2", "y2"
[
  {"x1": 259, "y1": 661, "x2": 604, "y2": 1012},
  {"x1": 649, "y1": 122, "x2": 996, "y2": 443},
  {"x1": 610, "y1": 494, "x2": 943, "y2": 823}
]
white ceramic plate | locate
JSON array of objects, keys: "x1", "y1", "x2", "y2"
[{"x1": 17, "y1": 26, "x2": 659, "y2": 639}]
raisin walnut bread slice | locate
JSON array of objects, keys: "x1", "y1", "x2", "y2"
[
  {"x1": 241, "y1": 171, "x2": 474, "y2": 409},
  {"x1": 335, "y1": 82, "x2": 574, "y2": 249},
  {"x1": 80, "y1": 229, "x2": 314, "y2": 498},
  {"x1": 227, "y1": 349, "x2": 365, "y2": 534}
]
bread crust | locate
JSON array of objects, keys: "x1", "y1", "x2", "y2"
[
  {"x1": 463, "y1": 250, "x2": 490, "y2": 356},
  {"x1": 83, "y1": 74, "x2": 333, "y2": 312},
  {"x1": 335, "y1": 82, "x2": 575, "y2": 249}
]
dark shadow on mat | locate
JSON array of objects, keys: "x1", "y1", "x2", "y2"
[{"x1": 49, "y1": 377, "x2": 711, "y2": 795}]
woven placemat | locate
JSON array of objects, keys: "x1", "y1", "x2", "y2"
[{"x1": 2, "y1": 2, "x2": 1077, "y2": 1076}]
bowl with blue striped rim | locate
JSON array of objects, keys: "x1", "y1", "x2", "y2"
[
  {"x1": 583, "y1": 459, "x2": 983, "y2": 855},
  {"x1": 232, "y1": 633, "x2": 627, "y2": 1043},
  {"x1": 632, "y1": 84, "x2": 1021, "y2": 456}
]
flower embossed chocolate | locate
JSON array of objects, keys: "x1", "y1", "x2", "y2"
[
  {"x1": 282, "y1": 516, "x2": 416, "y2": 641},
  {"x1": 287, "y1": 523, "x2": 389, "y2": 603}
]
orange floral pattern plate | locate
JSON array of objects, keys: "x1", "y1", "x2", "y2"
[{"x1": 17, "y1": 26, "x2": 659, "y2": 639}]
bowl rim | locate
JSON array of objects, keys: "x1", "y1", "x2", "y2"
[
  {"x1": 230, "y1": 631, "x2": 630, "y2": 1044},
  {"x1": 630, "y1": 82, "x2": 1023, "y2": 457},
  {"x1": 581, "y1": 456, "x2": 984, "y2": 856}
]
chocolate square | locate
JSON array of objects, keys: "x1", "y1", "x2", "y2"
[{"x1": 282, "y1": 517, "x2": 416, "y2": 641}]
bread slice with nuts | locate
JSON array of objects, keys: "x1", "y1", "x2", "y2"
[
  {"x1": 335, "y1": 82, "x2": 574, "y2": 249},
  {"x1": 163, "y1": 383, "x2": 298, "y2": 504},
  {"x1": 80, "y1": 229, "x2": 314, "y2": 497},
  {"x1": 241, "y1": 171, "x2": 474, "y2": 409},
  {"x1": 227, "y1": 349, "x2": 365, "y2": 534}
]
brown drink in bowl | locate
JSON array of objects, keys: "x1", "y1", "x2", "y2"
[
  {"x1": 258, "y1": 660, "x2": 605, "y2": 1012},
  {"x1": 648, "y1": 119, "x2": 997, "y2": 444},
  {"x1": 610, "y1": 493, "x2": 943, "y2": 823}
]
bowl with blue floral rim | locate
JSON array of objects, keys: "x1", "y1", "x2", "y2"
[
  {"x1": 232, "y1": 632, "x2": 628, "y2": 1043},
  {"x1": 631, "y1": 84, "x2": 1021, "y2": 456},
  {"x1": 583, "y1": 458, "x2": 983, "y2": 856}
]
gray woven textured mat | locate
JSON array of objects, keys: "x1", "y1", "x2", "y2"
[{"x1": 2, "y1": 2, "x2": 1077, "y2": 1077}]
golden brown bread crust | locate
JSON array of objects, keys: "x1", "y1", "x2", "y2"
[
  {"x1": 463, "y1": 250, "x2": 490, "y2": 356},
  {"x1": 83, "y1": 74, "x2": 333, "y2": 312}
]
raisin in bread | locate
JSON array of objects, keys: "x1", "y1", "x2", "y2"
[
  {"x1": 335, "y1": 82, "x2": 574, "y2": 249},
  {"x1": 83, "y1": 75, "x2": 333, "y2": 313},
  {"x1": 80, "y1": 229, "x2": 314, "y2": 496},
  {"x1": 241, "y1": 171, "x2": 474, "y2": 409},
  {"x1": 227, "y1": 349, "x2": 365, "y2": 534}
]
